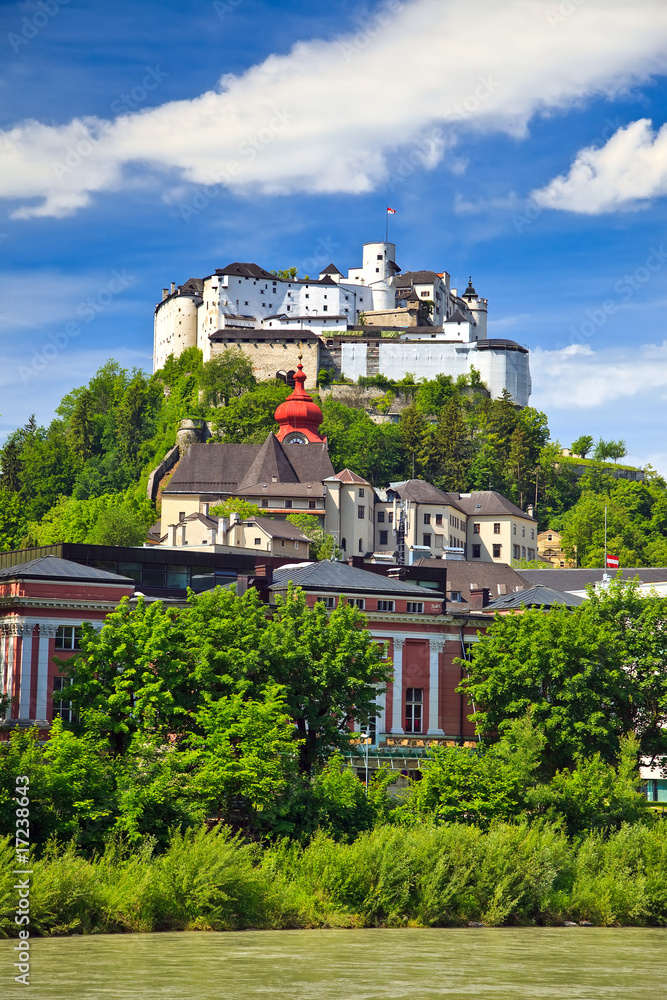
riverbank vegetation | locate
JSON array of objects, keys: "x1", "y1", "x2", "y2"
[{"x1": 2, "y1": 819, "x2": 667, "y2": 936}]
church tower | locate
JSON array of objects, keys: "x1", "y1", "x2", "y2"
[{"x1": 274, "y1": 363, "x2": 326, "y2": 445}]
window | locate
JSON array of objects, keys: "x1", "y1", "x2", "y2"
[
  {"x1": 405, "y1": 688, "x2": 423, "y2": 733},
  {"x1": 494, "y1": 522, "x2": 501, "y2": 534},
  {"x1": 528, "y1": 548, "x2": 535, "y2": 561},
  {"x1": 513, "y1": 524, "x2": 517, "y2": 535},
  {"x1": 178, "y1": 511, "x2": 186, "y2": 521},
  {"x1": 377, "y1": 600, "x2": 394, "y2": 612},
  {"x1": 323, "y1": 597, "x2": 336, "y2": 609},
  {"x1": 52, "y1": 676, "x2": 73, "y2": 722},
  {"x1": 473, "y1": 522, "x2": 481, "y2": 534},
  {"x1": 358, "y1": 539, "x2": 364, "y2": 553},
  {"x1": 55, "y1": 626, "x2": 82, "y2": 650},
  {"x1": 423, "y1": 533, "x2": 431, "y2": 547},
  {"x1": 347, "y1": 597, "x2": 365, "y2": 609},
  {"x1": 167, "y1": 566, "x2": 188, "y2": 589},
  {"x1": 341, "y1": 537, "x2": 346, "y2": 550},
  {"x1": 261, "y1": 499, "x2": 268, "y2": 508},
  {"x1": 424, "y1": 513, "x2": 431, "y2": 525},
  {"x1": 472, "y1": 544, "x2": 481, "y2": 559},
  {"x1": 547, "y1": 534, "x2": 552, "y2": 541},
  {"x1": 522, "y1": 546, "x2": 526, "y2": 559},
  {"x1": 388, "y1": 512, "x2": 393, "y2": 523},
  {"x1": 531, "y1": 529, "x2": 535, "y2": 539},
  {"x1": 254, "y1": 537, "x2": 262, "y2": 545},
  {"x1": 309, "y1": 500, "x2": 316, "y2": 509},
  {"x1": 450, "y1": 590, "x2": 462, "y2": 602},
  {"x1": 285, "y1": 500, "x2": 293, "y2": 509},
  {"x1": 493, "y1": 544, "x2": 502, "y2": 558},
  {"x1": 377, "y1": 511, "x2": 385, "y2": 523},
  {"x1": 281, "y1": 540, "x2": 285, "y2": 547},
  {"x1": 358, "y1": 506, "x2": 365, "y2": 519},
  {"x1": 323, "y1": 305, "x2": 328, "y2": 311},
  {"x1": 379, "y1": 530, "x2": 388, "y2": 545},
  {"x1": 377, "y1": 254, "x2": 383, "y2": 260},
  {"x1": 118, "y1": 561, "x2": 142, "y2": 583},
  {"x1": 359, "y1": 488, "x2": 365, "y2": 498},
  {"x1": 435, "y1": 513, "x2": 442, "y2": 525},
  {"x1": 522, "y1": 526, "x2": 526, "y2": 537},
  {"x1": 513, "y1": 544, "x2": 520, "y2": 559},
  {"x1": 406, "y1": 602, "x2": 424, "y2": 614}
]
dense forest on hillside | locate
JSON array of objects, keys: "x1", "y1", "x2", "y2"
[{"x1": 2, "y1": 346, "x2": 667, "y2": 567}]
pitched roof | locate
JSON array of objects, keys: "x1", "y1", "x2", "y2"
[
  {"x1": 163, "y1": 441, "x2": 334, "y2": 495},
  {"x1": 395, "y1": 270, "x2": 442, "y2": 287},
  {"x1": 215, "y1": 262, "x2": 276, "y2": 279},
  {"x1": 209, "y1": 328, "x2": 319, "y2": 341},
  {"x1": 249, "y1": 517, "x2": 310, "y2": 541},
  {"x1": 388, "y1": 479, "x2": 464, "y2": 510},
  {"x1": 271, "y1": 560, "x2": 442, "y2": 597},
  {"x1": 517, "y1": 567, "x2": 667, "y2": 592},
  {"x1": 445, "y1": 308, "x2": 470, "y2": 323},
  {"x1": 332, "y1": 469, "x2": 370, "y2": 485},
  {"x1": 412, "y1": 558, "x2": 527, "y2": 606},
  {"x1": 488, "y1": 584, "x2": 584, "y2": 610},
  {"x1": 455, "y1": 491, "x2": 535, "y2": 520},
  {"x1": 238, "y1": 433, "x2": 299, "y2": 489},
  {"x1": 320, "y1": 263, "x2": 342, "y2": 275},
  {"x1": 0, "y1": 556, "x2": 134, "y2": 585}
]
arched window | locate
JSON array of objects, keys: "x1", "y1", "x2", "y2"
[{"x1": 341, "y1": 537, "x2": 346, "y2": 550}]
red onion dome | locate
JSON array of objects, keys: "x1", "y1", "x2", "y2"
[{"x1": 275, "y1": 365, "x2": 325, "y2": 444}]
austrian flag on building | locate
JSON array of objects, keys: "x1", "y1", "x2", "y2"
[{"x1": 606, "y1": 554, "x2": 620, "y2": 570}]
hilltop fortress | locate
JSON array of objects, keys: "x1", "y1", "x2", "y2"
[{"x1": 154, "y1": 239, "x2": 531, "y2": 405}]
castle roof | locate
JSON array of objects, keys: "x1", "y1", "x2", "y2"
[{"x1": 215, "y1": 262, "x2": 275, "y2": 279}]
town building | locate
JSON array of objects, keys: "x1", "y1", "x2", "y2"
[
  {"x1": 153, "y1": 238, "x2": 531, "y2": 405},
  {"x1": 537, "y1": 528, "x2": 574, "y2": 568},
  {"x1": 0, "y1": 556, "x2": 135, "y2": 737}
]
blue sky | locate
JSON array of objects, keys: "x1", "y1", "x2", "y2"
[{"x1": 2, "y1": 0, "x2": 667, "y2": 472}]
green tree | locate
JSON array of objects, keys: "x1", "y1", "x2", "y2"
[
  {"x1": 271, "y1": 267, "x2": 299, "y2": 280},
  {"x1": 199, "y1": 348, "x2": 257, "y2": 408},
  {"x1": 89, "y1": 504, "x2": 152, "y2": 546},
  {"x1": 210, "y1": 498, "x2": 261, "y2": 520},
  {"x1": 262, "y1": 585, "x2": 390, "y2": 773},
  {"x1": 459, "y1": 579, "x2": 667, "y2": 770},
  {"x1": 398, "y1": 404, "x2": 430, "y2": 479},
  {"x1": 571, "y1": 435, "x2": 594, "y2": 458},
  {"x1": 188, "y1": 686, "x2": 299, "y2": 823},
  {"x1": 212, "y1": 383, "x2": 290, "y2": 443},
  {"x1": 422, "y1": 396, "x2": 470, "y2": 491},
  {"x1": 286, "y1": 512, "x2": 340, "y2": 560}
]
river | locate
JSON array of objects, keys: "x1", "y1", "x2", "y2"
[{"x1": 2, "y1": 927, "x2": 666, "y2": 998}]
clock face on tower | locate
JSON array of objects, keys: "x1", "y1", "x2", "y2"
[{"x1": 284, "y1": 432, "x2": 308, "y2": 445}]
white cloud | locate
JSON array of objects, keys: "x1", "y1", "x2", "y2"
[
  {"x1": 3, "y1": 0, "x2": 667, "y2": 217},
  {"x1": 531, "y1": 341, "x2": 667, "y2": 409},
  {"x1": 532, "y1": 119, "x2": 667, "y2": 214}
]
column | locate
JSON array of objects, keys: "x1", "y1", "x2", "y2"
[
  {"x1": 374, "y1": 687, "x2": 386, "y2": 743},
  {"x1": 16, "y1": 623, "x2": 34, "y2": 720},
  {"x1": 427, "y1": 637, "x2": 446, "y2": 735},
  {"x1": 36, "y1": 624, "x2": 58, "y2": 722},
  {"x1": 390, "y1": 637, "x2": 405, "y2": 734}
]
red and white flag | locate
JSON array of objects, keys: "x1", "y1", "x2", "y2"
[
  {"x1": 387, "y1": 206, "x2": 397, "y2": 214},
  {"x1": 606, "y1": 554, "x2": 619, "y2": 569}
]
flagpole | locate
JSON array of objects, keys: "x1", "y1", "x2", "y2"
[
  {"x1": 604, "y1": 504, "x2": 607, "y2": 569},
  {"x1": 385, "y1": 207, "x2": 389, "y2": 244}
]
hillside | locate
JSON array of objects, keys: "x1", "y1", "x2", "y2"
[{"x1": 1, "y1": 347, "x2": 665, "y2": 569}]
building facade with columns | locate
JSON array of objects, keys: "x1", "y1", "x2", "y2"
[
  {"x1": 269, "y1": 560, "x2": 481, "y2": 746},
  {"x1": 0, "y1": 557, "x2": 135, "y2": 737}
]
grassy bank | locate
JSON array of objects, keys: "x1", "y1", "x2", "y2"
[{"x1": 2, "y1": 820, "x2": 667, "y2": 936}]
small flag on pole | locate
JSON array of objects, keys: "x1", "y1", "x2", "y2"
[
  {"x1": 606, "y1": 554, "x2": 619, "y2": 570},
  {"x1": 387, "y1": 206, "x2": 397, "y2": 214}
]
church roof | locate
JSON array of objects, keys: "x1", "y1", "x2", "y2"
[
  {"x1": 462, "y1": 277, "x2": 477, "y2": 298},
  {"x1": 163, "y1": 441, "x2": 334, "y2": 495},
  {"x1": 239, "y1": 433, "x2": 299, "y2": 489}
]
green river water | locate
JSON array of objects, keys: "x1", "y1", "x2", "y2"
[{"x1": 2, "y1": 927, "x2": 666, "y2": 998}]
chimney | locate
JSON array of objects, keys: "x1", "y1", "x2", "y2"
[
  {"x1": 168, "y1": 524, "x2": 177, "y2": 546},
  {"x1": 469, "y1": 587, "x2": 491, "y2": 609},
  {"x1": 207, "y1": 526, "x2": 217, "y2": 546},
  {"x1": 236, "y1": 574, "x2": 250, "y2": 597},
  {"x1": 231, "y1": 512, "x2": 241, "y2": 526},
  {"x1": 170, "y1": 281, "x2": 176, "y2": 294},
  {"x1": 527, "y1": 504, "x2": 534, "y2": 519},
  {"x1": 178, "y1": 523, "x2": 187, "y2": 546},
  {"x1": 162, "y1": 288, "x2": 169, "y2": 300}
]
